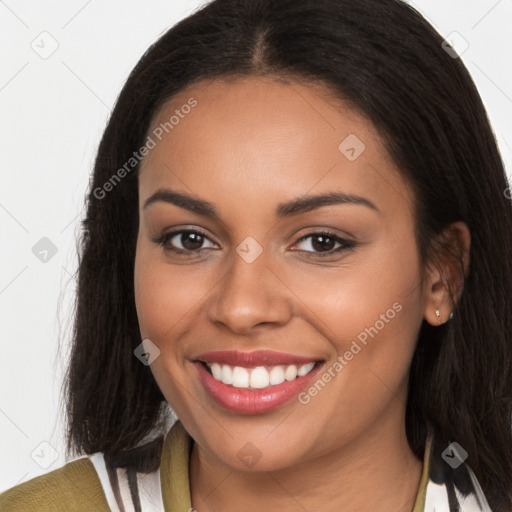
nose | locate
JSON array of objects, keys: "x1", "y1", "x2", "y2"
[{"x1": 207, "y1": 247, "x2": 293, "y2": 334}]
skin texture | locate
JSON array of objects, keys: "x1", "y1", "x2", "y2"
[{"x1": 134, "y1": 76, "x2": 470, "y2": 512}]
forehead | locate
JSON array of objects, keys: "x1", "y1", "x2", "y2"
[{"x1": 138, "y1": 76, "x2": 414, "y2": 219}]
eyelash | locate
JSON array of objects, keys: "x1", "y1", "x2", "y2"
[{"x1": 152, "y1": 229, "x2": 356, "y2": 258}]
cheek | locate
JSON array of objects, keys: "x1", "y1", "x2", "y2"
[
  {"x1": 134, "y1": 242, "x2": 183, "y2": 351},
  {"x1": 134, "y1": 240, "x2": 206, "y2": 341},
  {"x1": 283, "y1": 235, "x2": 424, "y2": 400},
  {"x1": 298, "y1": 257, "x2": 422, "y2": 447},
  {"x1": 133, "y1": 241, "x2": 200, "y2": 414}
]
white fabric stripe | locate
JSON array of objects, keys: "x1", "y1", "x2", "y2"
[
  {"x1": 423, "y1": 480, "x2": 449, "y2": 511},
  {"x1": 116, "y1": 467, "x2": 136, "y2": 512},
  {"x1": 455, "y1": 489, "x2": 489, "y2": 512},
  {"x1": 466, "y1": 466, "x2": 493, "y2": 511},
  {"x1": 88, "y1": 452, "x2": 121, "y2": 512},
  {"x1": 88, "y1": 452, "x2": 165, "y2": 512},
  {"x1": 137, "y1": 468, "x2": 165, "y2": 512}
]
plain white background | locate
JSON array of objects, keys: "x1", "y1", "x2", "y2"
[{"x1": 1, "y1": 0, "x2": 511, "y2": 492}]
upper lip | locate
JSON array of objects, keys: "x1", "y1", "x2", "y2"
[{"x1": 195, "y1": 350, "x2": 323, "y2": 367}]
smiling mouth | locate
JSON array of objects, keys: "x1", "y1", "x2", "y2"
[{"x1": 199, "y1": 360, "x2": 322, "y2": 390}]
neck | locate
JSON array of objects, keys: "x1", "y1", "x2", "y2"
[{"x1": 189, "y1": 417, "x2": 424, "y2": 512}]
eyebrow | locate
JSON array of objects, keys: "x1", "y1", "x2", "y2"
[{"x1": 143, "y1": 188, "x2": 380, "y2": 218}]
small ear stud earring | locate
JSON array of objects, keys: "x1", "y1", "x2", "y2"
[{"x1": 435, "y1": 309, "x2": 454, "y2": 324}]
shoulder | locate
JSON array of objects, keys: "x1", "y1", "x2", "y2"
[
  {"x1": 0, "y1": 420, "x2": 193, "y2": 512},
  {"x1": 0, "y1": 457, "x2": 110, "y2": 512}
]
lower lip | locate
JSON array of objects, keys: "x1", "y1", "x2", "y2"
[{"x1": 194, "y1": 361, "x2": 324, "y2": 414}]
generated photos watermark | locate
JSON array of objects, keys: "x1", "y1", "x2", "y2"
[
  {"x1": 298, "y1": 301, "x2": 403, "y2": 404},
  {"x1": 93, "y1": 97, "x2": 198, "y2": 200}
]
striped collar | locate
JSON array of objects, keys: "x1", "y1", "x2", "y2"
[
  {"x1": 419, "y1": 433, "x2": 492, "y2": 511},
  {"x1": 89, "y1": 420, "x2": 492, "y2": 511}
]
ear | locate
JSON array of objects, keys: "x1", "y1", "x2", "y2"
[{"x1": 422, "y1": 221, "x2": 470, "y2": 326}]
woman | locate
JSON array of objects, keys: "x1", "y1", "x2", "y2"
[{"x1": 1, "y1": 0, "x2": 511, "y2": 510}]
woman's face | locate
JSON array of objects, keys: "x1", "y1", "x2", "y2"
[{"x1": 134, "y1": 75, "x2": 430, "y2": 471}]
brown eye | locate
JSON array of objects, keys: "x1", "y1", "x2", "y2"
[
  {"x1": 311, "y1": 234, "x2": 336, "y2": 252},
  {"x1": 153, "y1": 229, "x2": 217, "y2": 254},
  {"x1": 177, "y1": 231, "x2": 205, "y2": 251},
  {"x1": 293, "y1": 232, "x2": 355, "y2": 257}
]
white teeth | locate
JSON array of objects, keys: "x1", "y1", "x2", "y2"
[
  {"x1": 250, "y1": 367, "x2": 270, "y2": 389},
  {"x1": 221, "y1": 364, "x2": 233, "y2": 385},
  {"x1": 297, "y1": 362, "x2": 315, "y2": 376},
  {"x1": 205, "y1": 362, "x2": 317, "y2": 389},
  {"x1": 269, "y1": 366, "x2": 285, "y2": 385},
  {"x1": 211, "y1": 363, "x2": 222, "y2": 380},
  {"x1": 232, "y1": 367, "x2": 249, "y2": 388},
  {"x1": 284, "y1": 365, "x2": 298, "y2": 381}
]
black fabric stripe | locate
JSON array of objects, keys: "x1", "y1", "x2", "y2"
[
  {"x1": 446, "y1": 472, "x2": 461, "y2": 512},
  {"x1": 127, "y1": 467, "x2": 142, "y2": 512}
]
